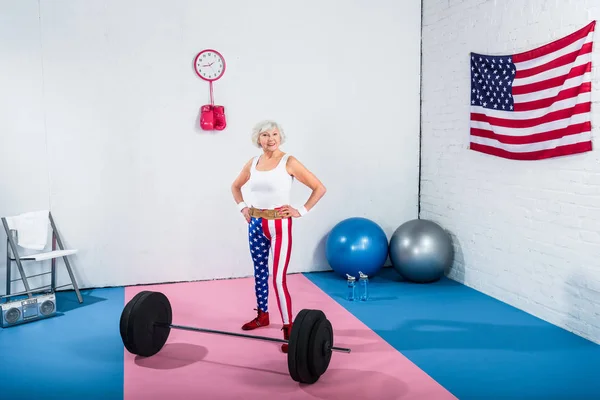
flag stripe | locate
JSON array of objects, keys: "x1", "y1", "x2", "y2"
[
  {"x1": 512, "y1": 29, "x2": 594, "y2": 71},
  {"x1": 512, "y1": 21, "x2": 595, "y2": 63},
  {"x1": 514, "y1": 42, "x2": 593, "y2": 80},
  {"x1": 471, "y1": 102, "x2": 590, "y2": 128},
  {"x1": 470, "y1": 141, "x2": 592, "y2": 160},
  {"x1": 513, "y1": 82, "x2": 591, "y2": 112},
  {"x1": 513, "y1": 49, "x2": 592, "y2": 86},
  {"x1": 513, "y1": 72, "x2": 591, "y2": 103},
  {"x1": 471, "y1": 131, "x2": 591, "y2": 153},
  {"x1": 471, "y1": 121, "x2": 591, "y2": 145},
  {"x1": 511, "y1": 61, "x2": 591, "y2": 95},
  {"x1": 470, "y1": 113, "x2": 590, "y2": 137}
]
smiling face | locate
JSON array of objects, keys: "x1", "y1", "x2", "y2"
[{"x1": 258, "y1": 128, "x2": 282, "y2": 152}]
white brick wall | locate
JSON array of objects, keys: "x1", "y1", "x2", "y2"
[{"x1": 421, "y1": 0, "x2": 600, "y2": 344}]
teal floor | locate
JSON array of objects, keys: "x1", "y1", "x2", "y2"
[{"x1": 1, "y1": 267, "x2": 599, "y2": 399}]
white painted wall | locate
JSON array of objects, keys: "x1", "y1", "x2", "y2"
[
  {"x1": 421, "y1": 0, "x2": 600, "y2": 344},
  {"x1": 0, "y1": 0, "x2": 422, "y2": 292}
]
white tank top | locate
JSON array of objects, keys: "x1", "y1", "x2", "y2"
[{"x1": 248, "y1": 153, "x2": 294, "y2": 209}]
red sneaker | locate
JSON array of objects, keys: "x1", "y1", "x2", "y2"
[
  {"x1": 242, "y1": 309, "x2": 269, "y2": 330},
  {"x1": 281, "y1": 323, "x2": 292, "y2": 353}
]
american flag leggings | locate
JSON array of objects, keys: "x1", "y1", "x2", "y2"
[{"x1": 248, "y1": 216, "x2": 293, "y2": 325}]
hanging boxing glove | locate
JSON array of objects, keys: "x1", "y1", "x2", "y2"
[
  {"x1": 213, "y1": 105, "x2": 227, "y2": 131},
  {"x1": 200, "y1": 105, "x2": 214, "y2": 130}
]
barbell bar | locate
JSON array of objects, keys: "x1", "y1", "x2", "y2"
[
  {"x1": 119, "y1": 290, "x2": 352, "y2": 384},
  {"x1": 155, "y1": 322, "x2": 352, "y2": 353}
]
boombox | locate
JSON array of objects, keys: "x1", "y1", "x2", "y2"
[{"x1": 0, "y1": 292, "x2": 57, "y2": 328}]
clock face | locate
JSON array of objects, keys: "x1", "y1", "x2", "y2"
[{"x1": 194, "y1": 50, "x2": 225, "y2": 81}]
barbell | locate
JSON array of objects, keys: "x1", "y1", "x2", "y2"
[{"x1": 119, "y1": 290, "x2": 351, "y2": 384}]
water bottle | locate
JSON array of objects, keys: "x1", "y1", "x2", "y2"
[
  {"x1": 346, "y1": 274, "x2": 356, "y2": 301},
  {"x1": 359, "y1": 271, "x2": 369, "y2": 301}
]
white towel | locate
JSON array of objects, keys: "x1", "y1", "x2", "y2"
[{"x1": 5, "y1": 210, "x2": 49, "y2": 250}]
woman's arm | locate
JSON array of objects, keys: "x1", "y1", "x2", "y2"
[
  {"x1": 231, "y1": 158, "x2": 253, "y2": 221},
  {"x1": 284, "y1": 156, "x2": 326, "y2": 216}
]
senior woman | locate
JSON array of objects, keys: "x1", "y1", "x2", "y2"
[{"x1": 231, "y1": 120, "x2": 326, "y2": 353}]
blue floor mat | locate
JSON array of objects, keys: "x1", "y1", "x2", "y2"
[
  {"x1": 304, "y1": 267, "x2": 600, "y2": 399},
  {"x1": 0, "y1": 288, "x2": 125, "y2": 400}
]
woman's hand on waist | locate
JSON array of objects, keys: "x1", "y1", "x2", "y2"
[
  {"x1": 241, "y1": 207, "x2": 251, "y2": 223},
  {"x1": 279, "y1": 205, "x2": 300, "y2": 218}
]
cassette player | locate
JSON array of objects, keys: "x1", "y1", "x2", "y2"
[{"x1": 1, "y1": 292, "x2": 57, "y2": 328}]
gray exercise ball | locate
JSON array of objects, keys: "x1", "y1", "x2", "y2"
[{"x1": 389, "y1": 219, "x2": 453, "y2": 283}]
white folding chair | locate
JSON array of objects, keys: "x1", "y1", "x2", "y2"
[{"x1": 1, "y1": 210, "x2": 83, "y2": 304}]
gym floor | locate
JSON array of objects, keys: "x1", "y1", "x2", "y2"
[{"x1": 1, "y1": 267, "x2": 599, "y2": 399}]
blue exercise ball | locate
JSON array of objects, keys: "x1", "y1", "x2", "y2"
[
  {"x1": 389, "y1": 219, "x2": 453, "y2": 283},
  {"x1": 325, "y1": 217, "x2": 388, "y2": 278}
]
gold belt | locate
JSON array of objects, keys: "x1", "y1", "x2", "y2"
[{"x1": 249, "y1": 207, "x2": 284, "y2": 220}]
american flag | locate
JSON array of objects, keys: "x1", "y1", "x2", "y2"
[{"x1": 469, "y1": 21, "x2": 595, "y2": 160}]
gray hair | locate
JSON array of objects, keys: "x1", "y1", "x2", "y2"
[{"x1": 251, "y1": 120, "x2": 286, "y2": 148}]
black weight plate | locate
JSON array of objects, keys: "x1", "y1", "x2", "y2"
[
  {"x1": 308, "y1": 318, "x2": 333, "y2": 377},
  {"x1": 288, "y1": 309, "x2": 310, "y2": 382},
  {"x1": 288, "y1": 309, "x2": 326, "y2": 384},
  {"x1": 119, "y1": 291, "x2": 172, "y2": 357},
  {"x1": 120, "y1": 291, "x2": 152, "y2": 355}
]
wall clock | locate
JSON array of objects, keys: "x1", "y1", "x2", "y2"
[{"x1": 194, "y1": 49, "x2": 226, "y2": 81}]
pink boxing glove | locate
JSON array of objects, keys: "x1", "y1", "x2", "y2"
[
  {"x1": 214, "y1": 105, "x2": 226, "y2": 131},
  {"x1": 200, "y1": 105, "x2": 214, "y2": 130}
]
